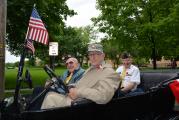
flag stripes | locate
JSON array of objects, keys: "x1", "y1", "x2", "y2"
[
  {"x1": 25, "y1": 7, "x2": 49, "y2": 54},
  {"x1": 26, "y1": 39, "x2": 35, "y2": 54},
  {"x1": 26, "y1": 7, "x2": 48, "y2": 45}
]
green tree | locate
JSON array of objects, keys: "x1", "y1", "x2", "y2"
[
  {"x1": 58, "y1": 26, "x2": 91, "y2": 66},
  {"x1": 93, "y1": 0, "x2": 179, "y2": 69},
  {"x1": 7, "y1": 0, "x2": 75, "y2": 58}
]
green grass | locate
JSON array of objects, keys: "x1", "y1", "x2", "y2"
[
  {"x1": 5, "y1": 66, "x2": 179, "y2": 90},
  {"x1": 5, "y1": 67, "x2": 66, "y2": 89}
]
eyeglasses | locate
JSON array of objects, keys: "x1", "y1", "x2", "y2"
[
  {"x1": 88, "y1": 52, "x2": 102, "y2": 56},
  {"x1": 66, "y1": 61, "x2": 74, "y2": 65}
]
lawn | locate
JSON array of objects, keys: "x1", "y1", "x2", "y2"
[
  {"x1": 4, "y1": 66, "x2": 179, "y2": 97},
  {"x1": 5, "y1": 67, "x2": 66, "y2": 89}
]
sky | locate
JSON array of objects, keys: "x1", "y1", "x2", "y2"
[{"x1": 5, "y1": 0, "x2": 100, "y2": 63}]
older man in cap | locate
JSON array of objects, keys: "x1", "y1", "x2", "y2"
[
  {"x1": 58, "y1": 57, "x2": 84, "y2": 86},
  {"x1": 28, "y1": 57, "x2": 85, "y2": 110},
  {"x1": 116, "y1": 52, "x2": 143, "y2": 97},
  {"x1": 41, "y1": 43, "x2": 120, "y2": 109},
  {"x1": 49, "y1": 57, "x2": 85, "y2": 94}
]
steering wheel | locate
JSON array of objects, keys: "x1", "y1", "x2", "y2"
[{"x1": 43, "y1": 65, "x2": 69, "y2": 93}]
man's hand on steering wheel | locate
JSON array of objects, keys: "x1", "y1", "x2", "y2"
[
  {"x1": 43, "y1": 65, "x2": 69, "y2": 93},
  {"x1": 68, "y1": 88, "x2": 78, "y2": 100}
]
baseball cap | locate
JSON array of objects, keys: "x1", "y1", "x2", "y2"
[
  {"x1": 121, "y1": 52, "x2": 132, "y2": 59},
  {"x1": 88, "y1": 43, "x2": 103, "y2": 53}
]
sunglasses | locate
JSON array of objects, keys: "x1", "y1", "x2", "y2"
[{"x1": 66, "y1": 61, "x2": 74, "y2": 65}]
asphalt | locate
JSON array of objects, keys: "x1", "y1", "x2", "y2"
[{"x1": 5, "y1": 88, "x2": 33, "y2": 93}]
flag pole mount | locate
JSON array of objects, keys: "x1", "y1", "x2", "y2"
[{"x1": 33, "y1": 4, "x2": 36, "y2": 8}]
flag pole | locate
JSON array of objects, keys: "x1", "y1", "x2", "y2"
[
  {"x1": 13, "y1": 4, "x2": 49, "y2": 106},
  {"x1": 13, "y1": 4, "x2": 35, "y2": 105},
  {"x1": 13, "y1": 42, "x2": 27, "y2": 106}
]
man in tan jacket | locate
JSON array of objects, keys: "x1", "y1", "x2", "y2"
[{"x1": 41, "y1": 43, "x2": 120, "y2": 109}]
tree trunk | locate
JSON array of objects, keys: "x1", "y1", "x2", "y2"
[
  {"x1": 80, "y1": 56, "x2": 83, "y2": 67},
  {"x1": 150, "y1": 31, "x2": 157, "y2": 69},
  {"x1": 147, "y1": 3, "x2": 157, "y2": 70},
  {"x1": 152, "y1": 47, "x2": 157, "y2": 69},
  {"x1": 0, "y1": 0, "x2": 6, "y2": 100}
]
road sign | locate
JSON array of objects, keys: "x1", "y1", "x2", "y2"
[{"x1": 49, "y1": 42, "x2": 58, "y2": 56}]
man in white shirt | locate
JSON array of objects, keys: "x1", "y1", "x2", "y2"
[{"x1": 116, "y1": 52, "x2": 143, "y2": 97}]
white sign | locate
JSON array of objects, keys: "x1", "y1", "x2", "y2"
[{"x1": 49, "y1": 42, "x2": 58, "y2": 56}]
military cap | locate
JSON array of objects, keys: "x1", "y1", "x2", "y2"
[
  {"x1": 88, "y1": 43, "x2": 103, "y2": 53},
  {"x1": 121, "y1": 52, "x2": 132, "y2": 59}
]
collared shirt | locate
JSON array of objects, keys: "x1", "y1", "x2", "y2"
[
  {"x1": 91, "y1": 61, "x2": 105, "y2": 69},
  {"x1": 116, "y1": 64, "x2": 140, "y2": 91},
  {"x1": 61, "y1": 66, "x2": 85, "y2": 84},
  {"x1": 56, "y1": 67, "x2": 85, "y2": 93}
]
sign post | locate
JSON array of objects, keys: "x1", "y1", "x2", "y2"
[
  {"x1": 0, "y1": 0, "x2": 6, "y2": 100},
  {"x1": 49, "y1": 42, "x2": 58, "y2": 70}
]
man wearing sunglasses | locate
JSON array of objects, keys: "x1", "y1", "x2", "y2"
[
  {"x1": 60, "y1": 57, "x2": 85, "y2": 88},
  {"x1": 41, "y1": 43, "x2": 120, "y2": 109},
  {"x1": 29, "y1": 57, "x2": 84, "y2": 110}
]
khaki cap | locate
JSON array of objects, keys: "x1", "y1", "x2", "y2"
[{"x1": 88, "y1": 43, "x2": 103, "y2": 53}]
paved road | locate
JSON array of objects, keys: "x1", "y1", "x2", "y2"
[{"x1": 5, "y1": 88, "x2": 33, "y2": 93}]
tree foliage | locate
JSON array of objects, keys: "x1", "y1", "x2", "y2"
[
  {"x1": 7, "y1": 0, "x2": 75, "y2": 56},
  {"x1": 58, "y1": 26, "x2": 91, "y2": 63},
  {"x1": 94, "y1": 0, "x2": 179, "y2": 68}
]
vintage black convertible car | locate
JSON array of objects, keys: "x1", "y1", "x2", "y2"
[{"x1": 1, "y1": 68, "x2": 179, "y2": 120}]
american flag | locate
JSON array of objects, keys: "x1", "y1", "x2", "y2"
[
  {"x1": 26, "y1": 39, "x2": 35, "y2": 54},
  {"x1": 26, "y1": 7, "x2": 48, "y2": 47}
]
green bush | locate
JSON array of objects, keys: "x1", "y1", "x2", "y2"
[{"x1": 5, "y1": 63, "x2": 15, "y2": 69}]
